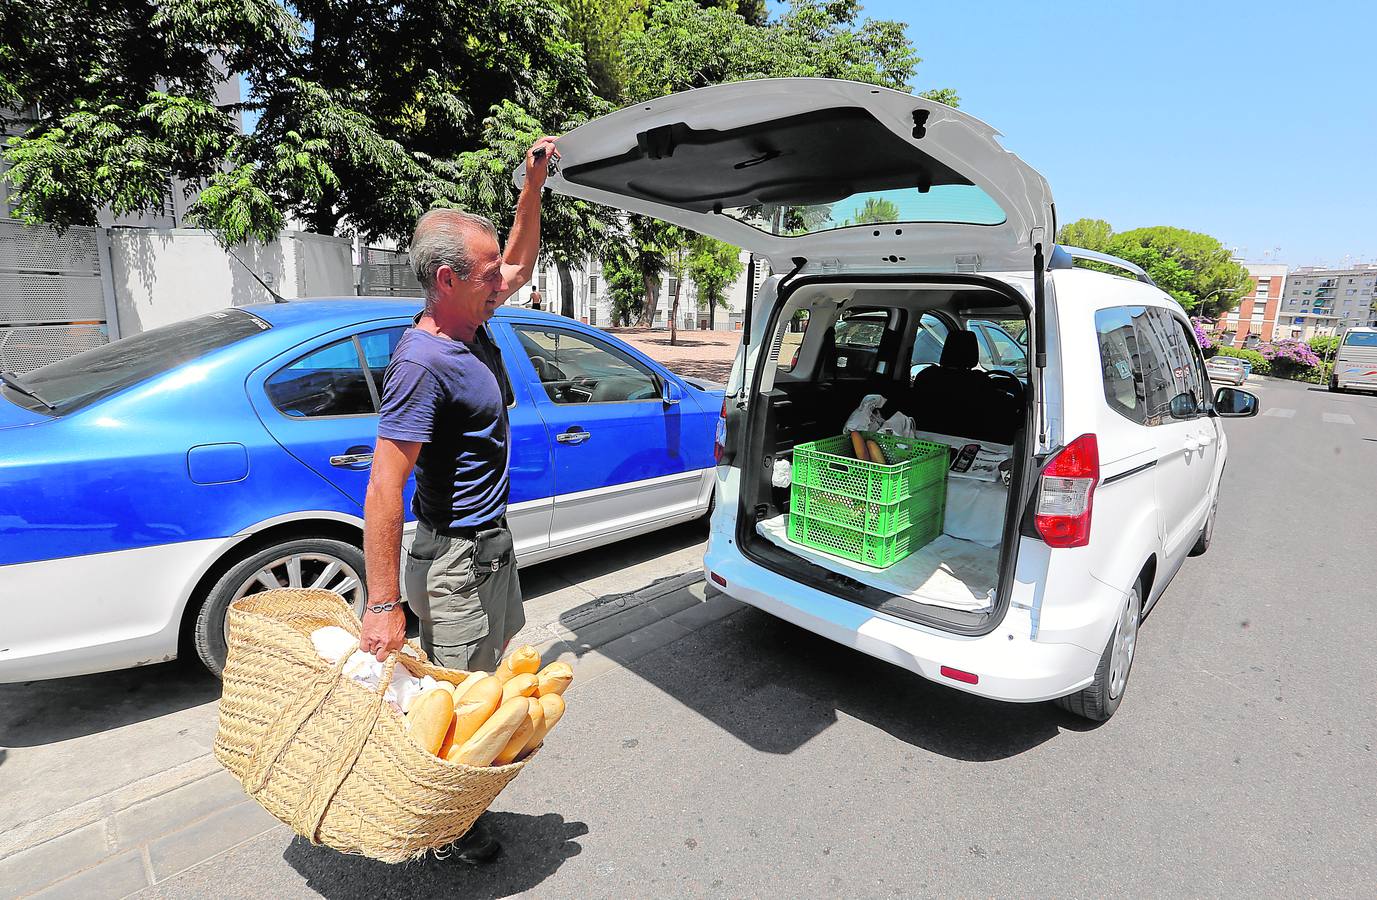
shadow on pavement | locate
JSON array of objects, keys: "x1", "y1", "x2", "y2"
[
  {"x1": 0, "y1": 658, "x2": 220, "y2": 748},
  {"x1": 520, "y1": 519, "x2": 707, "y2": 603},
  {"x1": 282, "y1": 811, "x2": 587, "y2": 899},
  {"x1": 569, "y1": 595, "x2": 1093, "y2": 763}
]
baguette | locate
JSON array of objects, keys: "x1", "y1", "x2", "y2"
[
  {"x1": 450, "y1": 697, "x2": 529, "y2": 766},
  {"x1": 865, "y1": 439, "x2": 887, "y2": 465},
  {"x1": 405, "y1": 688, "x2": 454, "y2": 756},
  {"x1": 849, "y1": 430, "x2": 867, "y2": 459},
  {"x1": 449, "y1": 675, "x2": 502, "y2": 748},
  {"x1": 452, "y1": 670, "x2": 489, "y2": 700},
  {"x1": 494, "y1": 697, "x2": 543, "y2": 765},
  {"x1": 535, "y1": 661, "x2": 573, "y2": 697},
  {"x1": 501, "y1": 672, "x2": 539, "y2": 703},
  {"x1": 494, "y1": 645, "x2": 541, "y2": 684},
  {"x1": 521, "y1": 692, "x2": 565, "y2": 759}
]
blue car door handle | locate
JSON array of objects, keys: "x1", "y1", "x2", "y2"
[
  {"x1": 330, "y1": 446, "x2": 375, "y2": 467},
  {"x1": 556, "y1": 427, "x2": 591, "y2": 445}
]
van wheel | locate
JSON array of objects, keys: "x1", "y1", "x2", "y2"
[
  {"x1": 192, "y1": 537, "x2": 367, "y2": 677},
  {"x1": 1188, "y1": 491, "x2": 1218, "y2": 557},
  {"x1": 1054, "y1": 581, "x2": 1141, "y2": 721}
]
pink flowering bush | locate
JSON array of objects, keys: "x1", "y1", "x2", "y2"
[
  {"x1": 1259, "y1": 338, "x2": 1322, "y2": 380},
  {"x1": 1190, "y1": 317, "x2": 1214, "y2": 351}
]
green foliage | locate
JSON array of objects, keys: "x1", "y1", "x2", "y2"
[
  {"x1": 687, "y1": 235, "x2": 744, "y2": 327},
  {"x1": 0, "y1": 0, "x2": 601, "y2": 243},
  {"x1": 601, "y1": 249, "x2": 646, "y2": 326},
  {"x1": 1308, "y1": 334, "x2": 1341, "y2": 360},
  {"x1": 850, "y1": 197, "x2": 900, "y2": 225},
  {"x1": 1056, "y1": 218, "x2": 1250, "y2": 318},
  {"x1": 1056, "y1": 217, "x2": 1113, "y2": 252}
]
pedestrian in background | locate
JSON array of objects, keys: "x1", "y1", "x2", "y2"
[
  {"x1": 357, "y1": 135, "x2": 559, "y2": 864},
  {"x1": 529, "y1": 288, "x2": 543, "y2": 311}
]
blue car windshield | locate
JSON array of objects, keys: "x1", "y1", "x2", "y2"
[{"x1": 1, "y1": 310, "x2": 270, "y2": 416}]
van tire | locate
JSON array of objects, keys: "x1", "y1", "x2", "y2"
[
  {"x1": 1054, "y1": 581, "x2": 1141, "y2": 722},
  {"x1": 1188, "y1": 492, "x2": 1218, "y2": 557}
]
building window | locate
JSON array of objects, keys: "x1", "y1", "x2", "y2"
[
  {"x1": 587, "y1": 274, "x2": 599, "y2": 299},
  {"x1": 1291, "y1": 329, "x2": 1302, "y2": 338}
]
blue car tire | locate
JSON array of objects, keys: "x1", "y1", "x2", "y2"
[{"x1": 193, "y1": 536, "x2": 367, "y2": 677}]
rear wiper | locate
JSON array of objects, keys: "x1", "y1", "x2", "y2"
[{"x1": 0, "y1": 370, "x2": 56, "y2": 410}]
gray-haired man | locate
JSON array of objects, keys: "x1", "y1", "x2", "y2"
[{"x1": 357, "y1": 136, "x2": 558, "y2": 862}]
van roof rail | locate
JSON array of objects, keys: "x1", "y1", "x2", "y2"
[{"x1": 1051, "y1": 245, "x2": 1158, "y2": 287}]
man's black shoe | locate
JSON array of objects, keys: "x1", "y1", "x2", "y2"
[{"x1": 452, "y1": 819, "x2": 501, "y2": 865}]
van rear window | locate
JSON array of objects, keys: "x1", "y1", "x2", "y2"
[{"x1": 0, "y1": 310, "x2": 269, "y2": 415}]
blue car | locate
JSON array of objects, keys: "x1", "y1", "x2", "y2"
[{"x1": 0, "y1": 301, "x2": 722, "y2": 681}]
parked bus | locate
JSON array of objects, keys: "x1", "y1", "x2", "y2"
[{"x1": 1330, "y1": 326, "x2": 1377, "y2": 394}]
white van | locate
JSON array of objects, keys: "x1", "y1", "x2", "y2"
[
  {"x1": 1329, "y1": 327, "x2": 1377, "y2": 393},
  {"x1": 530, "y1": 78, "x2": 1261, "y2": 720}
]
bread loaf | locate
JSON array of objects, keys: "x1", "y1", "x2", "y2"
[
  {"x1": 449, "y1": 675, "x2": 502, "y2": 748},
  {"x1": 501, "y1": 672, "x2": 539, "y2": 703},
  {"x1": 494, "y1": 697, "x2": 543, "y2": 765},
  {"x1": 849, "y1": 430, "x2": 867, "y2": 459},
  {"x1": 531, "y1": 693, "x2": 565, "y2": 754},
  {"x1": 450, "y1": 697, "x2": 529, "y2": 766},
  {"x1": 405, "y1": 688, "x2": 454, "y2": 756},
  {"x1": 452, "y1": 670, "x2": 489, "y2": 700},
  {"x1": 494, "y1": 645, "x2": 541, "y2": 684},
  {"x1": 535, "y1": 661, "x2": 573, "y2": 696},
  {"x1": 865, "y1": 439, "x2": 887, "y2": 465}
]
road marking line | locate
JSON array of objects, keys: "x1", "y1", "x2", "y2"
[
  {"x1": 1262, "y1": 407, "x2": 1295, "y2": 418},
  {"x1": 1322, "y1": 412, "x2": 1355, "y2": 425}
]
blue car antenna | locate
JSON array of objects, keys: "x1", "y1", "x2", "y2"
[{"x1": 226, "y1": 247, "x2": 288, "y2": 303}]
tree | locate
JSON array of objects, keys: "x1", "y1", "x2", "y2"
[
  {"x1": 1, "y1": 0, "x2": 600, "y2": 244},
  {"x1": 687, "y1": 235, "x2": 745, "y2": 330},
  {"x1": 1056, "y1": 218, "x2": 1250, "y2": 318},
  {"x1": 665, "y1": 239, "x2": 692, "y2": 345},
  {"x1": 1056, "y1": 217, "x2": 1114, "y2": 252},
  {"x1": 606, "y1": 214, "x2": 687, "y2": 326},
  {"x1": 852, "y1": 197, "x2": 901, "y2": 225},
  {"x1": 601, "y1": 247, "x2": 645, "y2": 326},
  {"x1": 452, "y1": 101, "x2": 607, "y2": 318}
]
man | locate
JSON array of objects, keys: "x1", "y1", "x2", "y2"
[
  {"x1": 529, "y1": 288, "x2": 543, "y2": 311},
  {"x1": 357, "y1": 136, "x2": 558, "y2": 862}
]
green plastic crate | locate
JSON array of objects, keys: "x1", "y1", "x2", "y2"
[
  {"x1": 787, "y1": 431, "x2": 948, "y2": 568},
  {"x1": 787, "y1": 509, "x2": 944, "y2": 569},
  {"x1": 792, "y1": 432, "x2": 947, "y2": 505}
]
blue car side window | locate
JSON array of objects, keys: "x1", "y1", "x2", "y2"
[
  {"x1": 513, "y1": 326, "x2": 660, "y2": 404},
  {"x1": 357, "y1": 327, "x2": 407, "y2": 397},
  {"x1": 265, "y1": 338, "x2": 374, "y2": 418}
]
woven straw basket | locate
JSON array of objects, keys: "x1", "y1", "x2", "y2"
[{"x1": 214, "y1": 587, "x2": 531, "y2": 863}]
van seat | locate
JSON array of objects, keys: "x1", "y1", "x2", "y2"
[{"x1": 905, "y1": 331, "x2": 1021, "y2": 443}]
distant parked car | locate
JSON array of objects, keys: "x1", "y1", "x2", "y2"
[
  {"x1": 0, "y1": 301, "x2": 721, "y2": 682},
  {"x1": 1205, "y1": 355, "x2": 1248, "y2": 386}
]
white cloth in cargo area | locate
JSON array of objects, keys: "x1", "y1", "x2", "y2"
[
  {"x1": 903, "y1": 428, "x2": 1011, "y2": 549},
  {"x1": 757, "y1": 515, "x2": 997, "y2": 613}
]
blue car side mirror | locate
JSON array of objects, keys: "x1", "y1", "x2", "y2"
[{"x1": 663, "y1": 379, "x2": 684, "y2": 405}]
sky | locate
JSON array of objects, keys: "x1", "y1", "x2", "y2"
[{"x1": 841, "y1": 0, "x2": 1377, "y2": 267}]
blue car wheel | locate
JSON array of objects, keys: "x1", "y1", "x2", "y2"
[{"x1": 193, "y1": 536, "x2": 367, "y2": 677}]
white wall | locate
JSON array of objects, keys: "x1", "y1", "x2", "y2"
[{"x1": 108, "y1": 227, "x2": 353, "y2": 335}]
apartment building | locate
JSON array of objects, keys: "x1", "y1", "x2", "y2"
[
  {"x1": 1218, "y1": 263, "x2": 1287, "y2": 347},
  {"x1": 1276, "y1": 264, "x2": 1377, "y2": 341}
]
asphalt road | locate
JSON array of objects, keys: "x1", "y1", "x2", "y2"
[{"x1": 20, "y1": 377, "x2": 1377, "y2": 898}]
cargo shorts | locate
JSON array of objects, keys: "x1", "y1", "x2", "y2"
[{"x1": 403, "y1": 522, "x2": 525, "y2": 673}]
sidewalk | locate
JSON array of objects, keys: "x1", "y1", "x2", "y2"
[{"x1": 0, "y1": 567, "x2": 742, "y2": 900}]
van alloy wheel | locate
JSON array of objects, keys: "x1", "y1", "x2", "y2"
[{"x1": 1108, "y1": 590, "x2": 1138, "y2": 700}]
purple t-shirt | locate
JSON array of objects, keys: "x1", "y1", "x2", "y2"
[{"x1": 377, "y1": 324, "x2": 513, "y2": 530}]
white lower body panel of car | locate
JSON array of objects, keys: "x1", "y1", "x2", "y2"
[{"x1": 0, "y1": 539, "x2": 229, "y2": 683}]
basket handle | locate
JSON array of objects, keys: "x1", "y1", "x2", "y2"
[
  {"x1": 290, "y1": 651, "x2": 403, "y2": 842},
  {"x1": 827, "y1": 461, "x2": 850, "y2": 473}
]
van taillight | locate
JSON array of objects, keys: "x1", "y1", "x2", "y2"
[
  {"x1": 713, "y1": 398, "x2": 729, "y2": 465},
  {"x1": 1034, "y1": 433, "x2": 1099, "y2": 548}
]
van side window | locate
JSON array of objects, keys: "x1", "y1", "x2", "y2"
[
  {"x1": 909, "y1": 313, "x2": 950, "y2": 373},
  {"x1": 1143, "y1": 308, "x2": 1206, "y2": 419},
  {"x1": 775, "y1": 310, "x2": 810, "y2": 374},
  {"x1": 1094, "y1": 307, "x2": 1147, "y2": 424}
]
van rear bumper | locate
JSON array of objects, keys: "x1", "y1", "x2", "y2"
[{"x1": 704, "y1": 541, "x2": 1101, "y2": 703}]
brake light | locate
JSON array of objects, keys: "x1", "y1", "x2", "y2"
[
  {"x1": 713, "y1": 398, "x2": 729, "y2": 465},
  {"x1": 940, "y1": 666, "x2": 979, "y2": 685},
  {"x1": 1034, "y1": 433, "x2": 1099, "y2": 548}
]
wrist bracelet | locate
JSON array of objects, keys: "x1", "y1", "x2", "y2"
[{"x1": 367, "y1": 599, "x2": 402, "y2": 614}]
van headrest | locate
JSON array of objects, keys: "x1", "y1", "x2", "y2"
[{"x1": 940, "y1": 330, "x2": 978, "y2": 370}]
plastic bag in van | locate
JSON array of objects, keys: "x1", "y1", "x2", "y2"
[{"x1": 843, "y1": 394, "x2": 887, "y2": 434}]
